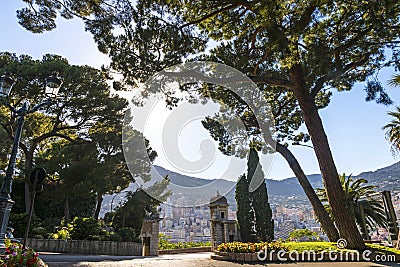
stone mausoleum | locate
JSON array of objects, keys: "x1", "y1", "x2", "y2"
[
  {"x1": 140, "y1": 214, "x2": 161, "y2": 256},
  {"x1": 209, "y1": 191, "x2": 238, "y2": 250}
]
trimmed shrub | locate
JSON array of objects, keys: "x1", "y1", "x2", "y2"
[
  {"x1": 159, "y1": 234, "x2": 211, "y2": 250},
  {"x1": 69, "y1": 217, "x2": 105, "y2": 240}
]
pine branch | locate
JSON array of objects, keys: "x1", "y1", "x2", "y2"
[
  {"x1": 311, "y1": 53, "x2": 370, "y2": 98},
  {"x1": 179, "y1": 4, "x2": 237, "y2": 29}
]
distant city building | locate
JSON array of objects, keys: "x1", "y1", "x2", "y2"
[{"x1": 275, "y1": 220, "x2": 295, "y2": 240}]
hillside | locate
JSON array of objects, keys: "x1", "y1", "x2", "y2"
[
  {"x1": 100, "y1": 162, "x2": 400, "y2": 216},
  {"x1": 356, "y1": 161, "x2": 400, "y2": 192}
]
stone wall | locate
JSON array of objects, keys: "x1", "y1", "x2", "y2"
[{"x1": 25, "y1": 238, "x2": 142, "y2": 256}]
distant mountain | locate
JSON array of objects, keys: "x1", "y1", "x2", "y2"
[
  {"x1": 266, "y1": 174, "x2": 323, "y2": 196},
  {"x1": 100, "y1": 162, "x2": 400, "y2": 216},
  {"x1": 264, "y1": 161, "x2": 400, "y2": 196},
  {"x1": 154, "y1": 165, "x2": 325, "y2": 198},
  {"x1": 356, "y1": 161, "x2": 400, "y2": 192},
  {"x1": 154, "y1": 165, "x2": 213, "y2": 187}
]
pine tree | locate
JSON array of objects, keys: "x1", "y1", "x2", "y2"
[
  {"x1": 247, "y1": 148, "x2": 274, "y2": 242},
  {"x1": 235, "y1": 174, "x2": 255, "y2": 242}
]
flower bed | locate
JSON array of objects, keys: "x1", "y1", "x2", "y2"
[
  {"x1": 213, "y1": 241, "x2": 289, "y2": 262},
  {"x1": 212, "y1": 241, "x2": 400, "y2": 263},
  {"x1": 217, "y1": 241, "x2": 288, "y2": 253},
  {"x1": 0, "y1": 239, "x2": 47, "y2": 267}
]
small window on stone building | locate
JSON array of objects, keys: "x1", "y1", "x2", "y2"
[{"x1": 221, "y1": 211, "x2": 225, "y2": 219}]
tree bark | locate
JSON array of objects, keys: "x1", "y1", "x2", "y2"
[
  {"x1": 94, "y1": 193, "x2": 103, "y2": 220},
  {"x1": 275, "y1": 142, "x2": 340, "y2": 241},
  {"x1": 259, "y1": 120, "x2": 340, "y2": 241},
  {"x1": 64, "y1": 195, "x2": 70, "y2": 222},
  {"x1": 24, "y1": 152, "x2": 34, "y2": 213},
  {"x1": 290, "y1": 64, "x2": 365, "y2": 249}
]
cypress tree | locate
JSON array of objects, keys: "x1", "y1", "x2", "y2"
[
  {"x1": 235, "y1": 174, "x2": 255, "y2": 242},
  {"x1": 247, "y1": 148, "x2": 274, "y2": 242}
]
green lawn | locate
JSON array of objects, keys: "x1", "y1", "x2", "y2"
[{"x1": 285, "y1": 241, "x2": 400, "y2": 255}]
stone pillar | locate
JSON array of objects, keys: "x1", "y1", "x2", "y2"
[
  {"x1": 234, "y1": 222, "x2": 238, "y2": 241},
  {"x1": 223, "y1": 222, "x2": 228, "y2": 244},
  {"x1": 140, "y1": 217, "x2": 160, "y2": 256},
  {"x1": 211, "y1": 220, "x2": 223, "y2": 250}
]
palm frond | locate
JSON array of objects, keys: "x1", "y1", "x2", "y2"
[
  {"x1": 388, "y1": 74, "x2": 400, "y2": 87},
  {"x1": 317, "y1": 173, "x2": 388, "y2": 234},
  {"x1": 383, "y1": 107, "x2": 400, "y2": 154}
]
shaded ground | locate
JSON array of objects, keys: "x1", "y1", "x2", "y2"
[{"x1": 41, "y1": 252, "x2": 399, "y2": 267}]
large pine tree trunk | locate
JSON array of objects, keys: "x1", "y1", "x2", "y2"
[
  {"x1": 275, "y1": 142, "x2": 340, "y2": 241},
  {"x1": 259, "y1": 120, "x2": 340, "y2": 241},
  {"x1": 94, "y1": 193, "x2": 103, "y2": 220},
  {"x1": 290, "y1": 66, "x2": 365, "y2": 249}
]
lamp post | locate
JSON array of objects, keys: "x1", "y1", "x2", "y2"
[{"x1": 0, "y1": 72, "x2": 62, "y2": 253}]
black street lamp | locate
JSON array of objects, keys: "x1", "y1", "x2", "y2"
[{"x1": 0, "y1": 72, "x2": 62, "y2": 253}]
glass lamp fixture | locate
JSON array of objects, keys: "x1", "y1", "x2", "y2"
[
  {"x1": 45, "y1": 72, "x2": 63, "y2": 97},
  {"x1": 0, "y1": 72, "x2": 15, "y2": 98}
]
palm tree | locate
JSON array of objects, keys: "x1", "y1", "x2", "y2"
[
  {"x1": 317, "y1": 174, "x2": 387, "y2": 235},
  {"x1": 384, "y1": 74, "x2": 400, "y2": 154},
  {"x1": 388, "y1": 74, "x2": 400, "y2": 87},
  {"x1": 383, "y1": 107, "x2": 400, "y2": 154}
]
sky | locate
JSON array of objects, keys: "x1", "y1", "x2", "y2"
[{"x1": 1, "y1": 1, "x2": 400, "y2": 181}]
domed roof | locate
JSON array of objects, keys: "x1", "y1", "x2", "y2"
[{"x1": 209, "y1": 191, "x2": 228, "y2": 206}]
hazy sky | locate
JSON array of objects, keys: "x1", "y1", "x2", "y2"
[{"x1": 1, "y1": 1, "x2": 400, "y2": 181}]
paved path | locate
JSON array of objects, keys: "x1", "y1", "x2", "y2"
[{"x1": 41, "y1": 252, "x2": 399, "y2": 267}]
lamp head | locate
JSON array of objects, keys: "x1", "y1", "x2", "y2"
[
  {"x1": 45, "y1": 72, "x2": 63, "y2": 97},
  {"x1": 0, "y1": 72, "x2": 15, "y2": 98}
]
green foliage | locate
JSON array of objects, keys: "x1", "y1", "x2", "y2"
[
  {"x1": 35, "y1": 182, "x2": 96, "y2": 224},
  {"x1": 8, "y1": 213, "x2": 43, "y2": 238},
  {"x1": 0, "y1": 52, "x2": 127, "y2": 149},
  {"x1": 112, "y1": 180, "x2": 170, "y2": 240},
  {"x1": 218, "y1": 241, "x2": 400, "y2": 255},
  {"x1": 9, "y1": 182, "x2": 27, "y2": 214},
  {"x1": 16, "y1": 0, "x2": 400, "y2": 249},
  {"x1": 0, "y1": 52, "x2": 128, "y2": 223},
  {"x1": 236, "y1": 148, "x2": 273, "y2": 242},
  {"x1": 103, "y1": 211, "x2": 115, "y2": 225},
  {"x1": 0, "y1": 127, "x2": 11, "y2": 173},
  {"x1": 317, "y1": 174, "x2": 387, "y2": 231},
  {"x1": 30, "y1": 227, "x2": 48, "y2": 239},
  {"x1": 52, "y1": 226, "x2": 70, "y2": 240},
  {"x1": 365, "y1": 243, "x2": 400, "y2": 256},
  {"x1": 288, "y1": 229, "x2": 320, "y2": 242},
  {"x1": 285, "y1": 242, "x2": 343, "y2": 253},
  {"x1": 158, "y1": 233, "x2": 211, "y2": 250},
  {"x1": 235, "y1": 174, "x2": 255, "y2": 242},
  {"x1": 69, "y1": 217, "x2": 105, "y2": 240},
  {"x1": 383, "y1": 106, "x2": 400, "y2": 154},
  {"x1": 388, "y1": 74, "x2": 400, "y2": 88},
  {"x1": 217, "y1": 241, "x2": 289, "y2": 253},
  {"x1": 39, "y1": 138, "x2": 125, "y2": 221},
  {"x1": 0, "y1": 239, "x2": 42, "y2": 267},
  {"x1": 22, "y1": 1, "x2": 400, "y2": 93},
  {"x1": 248, "y1": 148, "x2": 274, "y2": 242},
  {"x1": 51, "y1": 219, "x2": 138, "y2": 242},
  {"x1": 112, "y1": 228, "x2": 140, "y2": 242},
  {"x1": 286, "y1": 242, "x2": 400, "y2": 256},
  {"x1": 16, "y1": 1, "x2": 207, "y2": 87}
]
